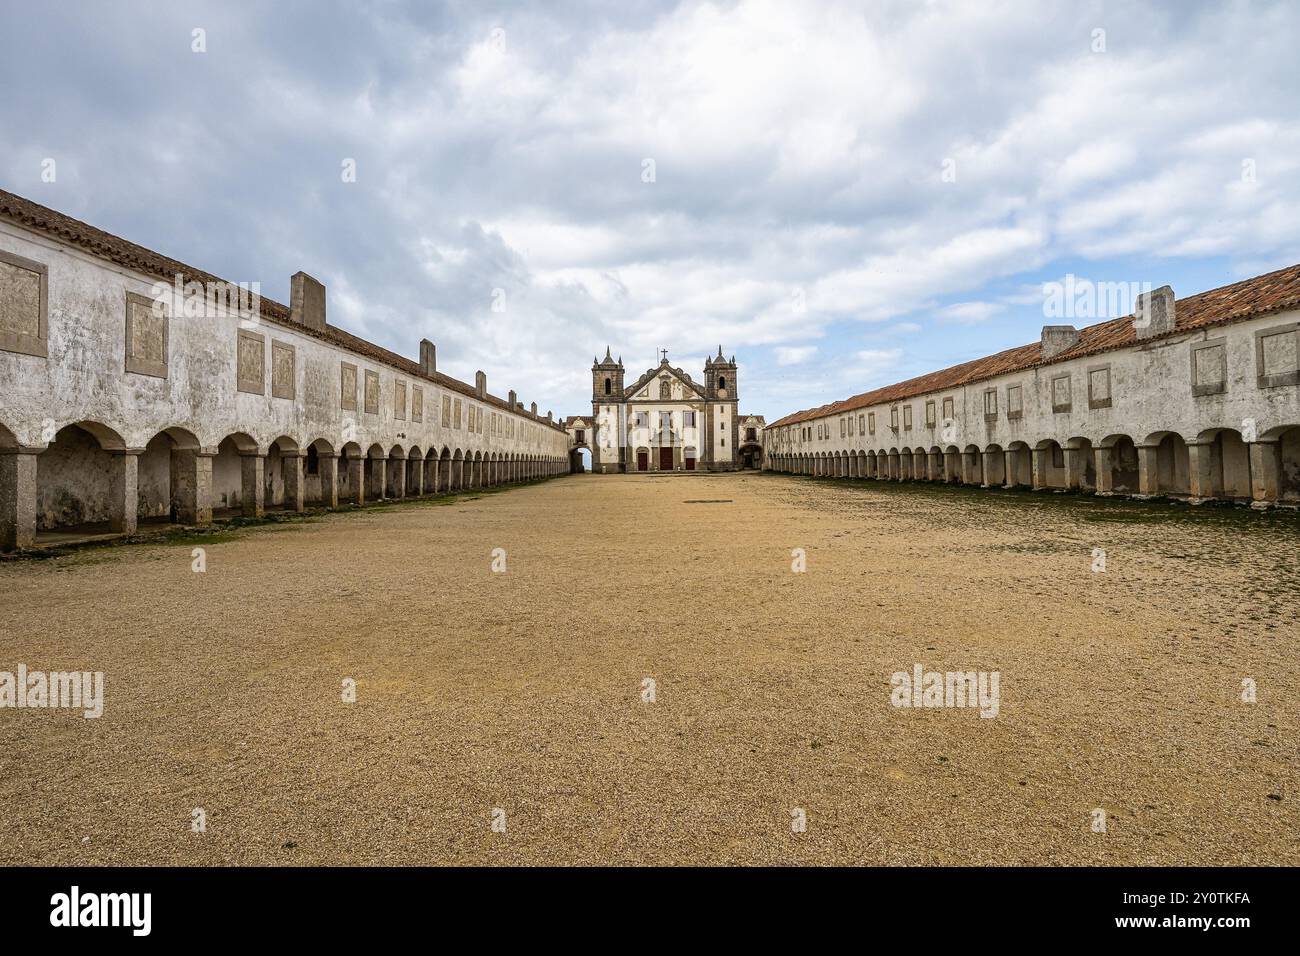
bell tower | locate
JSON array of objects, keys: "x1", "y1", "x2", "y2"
[
  {"x1": 704, "y1": 345, "x2": 737, "y2": 400},
  {"x1": 591, "y1": 347, "x2": 625, "y2": 474},
  {"x1": 592, "y1": 346, "x2": 624, "y2": 401}
]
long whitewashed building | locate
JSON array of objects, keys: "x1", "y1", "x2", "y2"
[
  {"x1": 0, "y1": 189, "x2": 570, "y2": 550},
  {"x1": 765, "y1": 270, "x2": 1300, "y2": 507}
]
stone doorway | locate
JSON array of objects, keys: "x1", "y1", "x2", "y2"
[
  {"x1": 659, "y1": 447, "x2": 673, "y2": 470},
  {"x1": 637, "y1": 450, "x2": 648, "y2": 471}
]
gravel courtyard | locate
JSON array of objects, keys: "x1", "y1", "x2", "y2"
[{"x1": 1, "y1": 472, "x2": 1296, "y2": 866}]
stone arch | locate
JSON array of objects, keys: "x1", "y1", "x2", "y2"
[
  {"x1": 262, "y1": 435, "x2": 303, "y2": 511},
  {"x1": 385, "y1": 444, "x2": 407, "y2": 499},
  {"x1": 451, "y1": 449, "x2": 465, "y2": 492},
  {"x1": 1191, "y1": 427, "x2": 1252, "y2": 500},
  {"x1": 942, "y1": 444, "x2": 961, "y2": 484},
  {"x1": 1064, "y1": 436, "x2": 1096, "y2": 491},
  {"x1": 138, "y1": 426, "x2": 206, "y2": 524},
  {"x1": 962, "y1": 444, "x2": 983, "y2": 485},
  {"x1": 35, "y1": 421, "x2": 131, "y2": 535},
  {"x1": 1269, "y1": 424, "x2": 1300, "y2": 502},
  {"x1": 981, "y1": 443, "x2": 1006, "y2": 487},
  {"x1": 301, "y1": 438, "x2": 337, "y2": 507},
  {"x1": 1097, "y1": 434, "x2": 1139, "y2": 495},
  {"x1": 1143, "y1": 430, "x2": 1191, "y2": 497},
  {"x1": 1005, "y1": 441, "x2": 1032, "y2": 488}
]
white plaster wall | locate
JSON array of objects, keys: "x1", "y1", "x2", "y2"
[
  {"x1": 767, "y1": 311, "x2": 1300, "y2": 460},
  {"x1": 0, "y1": 221, "x2": 570, "y2": 465}
]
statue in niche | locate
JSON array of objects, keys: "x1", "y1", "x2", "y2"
[{"x1": 659, "y1": 378, "x2": 672, "y2": 399}]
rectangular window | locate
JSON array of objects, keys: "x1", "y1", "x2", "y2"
[
  {"x1": 394, "y1": 380, "x2": 407, "y2": 420},
  {"x1": 1255, "y1": 323, "x2": 1300, "y2": 388},
  {"x1": 903, "y1": 405, "x2": 913, "y2": 430},
  {"x1": 0, "y1": 249, "x2": 48, "y2": 358},
  {"x1": 454, "y1": 398, "x2": 463, "y2": 428},
  {"x1": 890, "y1": 407, "x2": 899, "y2": 429},
  {"x1": 236, "y1": 330, "x2": 265, "y2": 395},
  {"x1": 271, "y1": 340, "x2": 295, "y2": 400},
  {"x1": 1007, "y1": 384, "x2": 1023, "y2": 420},
  {"x1": 442, "y1": 394, "x2": 451, "y2": 426},
  {"x1": 1088, "y1": 365, "x2": 1112, "y2": 409},
  {"x1": 925, "y1": 400, "x2": 936, "y2": 427},
  {"x1": 941, "y1": 397, "x2": 954, "y2": 421},
  {"x1": 412, "y1": 385, "x2": 424, "y2": 422},
  {"x1": 341, "y1": 362, "x2": 358, "y2": 411},
  {"x1": 364, "y1": 370, "x2": 380, "y2": 414},
  {"x1": 840, "y1": 419, "x2": 846, "y2": 438},
  {"x1": 983, "y1": 388, "x2": 998, "y2": 420},
  {"x1": 124, "y1": 290, "x2": 168, "y2": 378},
  {"x1": 858, "y1": 414, "x2": 865, "y2": 434},
  {"x1": 576, "y1": 430, "x2": 585, "y2": 443},
  {"x1": 868, "y1": 412, "x2": 875, "y2": 435},
  {"x1": 683, "y1": 411, "x2": 696, "y2": 427},
  {"x1": 1051, "y1": 374, "x2": 1072, "y2": 412}
]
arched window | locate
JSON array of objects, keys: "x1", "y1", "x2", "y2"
[
  {"x1": 604, "y1": 377, "x2": 611, "y2": 395},
  {"x1": 718, "y1": 376, "x2": 727, "y2": 391}
]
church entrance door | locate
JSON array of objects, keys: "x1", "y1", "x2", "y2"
[
  {"x1": 659, "y1": 447, "x2": 674, "y2": 470},
  {"x1": 685, "y1": 455, "x2": 696, "y2": 471},
  {"x1": 637, "y1": 451, "x2": 648, "y2": 471}
]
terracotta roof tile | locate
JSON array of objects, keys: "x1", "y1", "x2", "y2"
[{"x1": 768, "y1": 263, "x2": 1300, "y2": 429}]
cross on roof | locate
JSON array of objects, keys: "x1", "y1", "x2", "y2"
[{"x1": 659, "y1": 348, "x2": 668, "y2": 363}]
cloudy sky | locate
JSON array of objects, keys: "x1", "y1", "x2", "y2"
[{"x1": 2, "y1": 0, "x2": 1298, "y2": 420}]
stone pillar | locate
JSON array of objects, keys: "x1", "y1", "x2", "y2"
[
  {"x1": 1187, "y1": 442, "x2": 1216, "y2": 501},
  {"x1": 1249, "y1": 441, "x2": 1281, "y2": 506},
  {"x1": 370, "y1": 457, "x2": 388, "y2": 500},
  {"x1": 1031, "y1": 448, "x2": 1049, "y2": 490},
  {"x1": 962, "y1": 451, "x2": 980, "y2": 485},
  {"x1": 409, "y1": 459, "x2": 424, "y2": 497},
  {"x1": 239, "y1": 452, "x2": 265, "y2": 518},
  {"x1": 347, "y1": 454, "x2": 365, "y2": 505},
  {"x1": 390, "y1": 457, "x2": 406, "y2": 499},
  {"x1": 944, "y1": 451, "x2": 959, "y2": 483},
  {"x1": 172, "y1": 450, "x2": 214, "y2": 524},
  {"x1": 1063, "y1": 447, "x2": 1083, "y2": 491},
  {"x1": 319, "y1": 453, "x2": 339, "y2": 508},
  {"x1": 1094, "y1": 446, "x2": 1115, "y2": 494},
  {"x1": 927, "y1": 452, "x2": 941, "y2": 481},
  {"x1": 981, "y1": 451, "x2": 999, "y2": 488},
  {"x1": 1003, "y1": 450, "x2": 1018, "y2": 489},
  {"x1": 282, "y1": 452, "x2": 305, "y2": 512},
  {"x1": 0, "y1": 448, "x2": 39, "y2": 551},
  {"x1": 1136, "y1": 445, "x2": 1159, "y2": 496},
  {"x1": 108, "y1": 449, "x2": 142, "y2": 534}
]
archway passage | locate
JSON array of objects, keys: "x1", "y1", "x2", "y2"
[
  {"x1": 35, "y1": 422, "x2": 132, "y2": 539},
  {"x1": 740, "y1": 443, "x2": 762, "y2": 469},
  {"x1": 570, "y1": 446, "x2": 592, "y2": 473}
]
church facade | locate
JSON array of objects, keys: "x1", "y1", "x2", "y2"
[{"x1": 585, "y1": 348, "x2": 742, "y2": 473}]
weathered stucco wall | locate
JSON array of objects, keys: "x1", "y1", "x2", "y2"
[{"x1": 0, "y1": 217, "x2": 569, "y2": 470}]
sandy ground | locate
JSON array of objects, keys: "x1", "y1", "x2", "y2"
[{"x1": 0, "y1": 472, "x2": 1297, "y2": 866}]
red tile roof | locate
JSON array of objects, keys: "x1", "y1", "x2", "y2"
[
  {"x1": 767, "y1": 263, "x2": 1300, "y2": 428},
  {"x1": 0, "y1": 187, "x2": 566, "y2": 431}
]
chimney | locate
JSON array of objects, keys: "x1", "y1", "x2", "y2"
[
  {"x1": 1040, "y1": 325, "x2": 1079, "y2": 360},
  {"x1": 508, "y1": 389, "x2": 517, "y2": 407},
  {"x1": 420, "y1": 339, "x2": 436, "y2": 376},
  {"x1": 1134, "y1": 286, "x2": 1176, "y2": 340},
  {"x1": 530, "y1": 402, "x2": 537, "y2": 416},
  {"x1": 546, "y1": 410, "x2": 553, "y2": 422},
  {"x1": 475, "y1": 371, "x2": 487, "y2": 398},
  {"x1": 290, "y1": 272, "x2": 326, "y2": 330}
]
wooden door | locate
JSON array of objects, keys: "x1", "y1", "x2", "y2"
[
  {"x1": 659, "y1": 447, "x2": 674, "y2": 470},
  {"x1": 637, "y1": 451, "x2": 648, "y2": 471}
]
